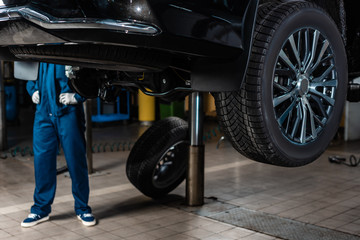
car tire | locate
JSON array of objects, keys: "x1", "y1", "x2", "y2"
[
  {"x1": 126, "y1": 117, "x2": 189, "y2": 198},
  {"x1": 214, "y1": 1, "x2": 347, "y2": 167}
]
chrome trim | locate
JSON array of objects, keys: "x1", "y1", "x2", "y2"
[
  {"x1": 0, "y1": 6, "x2": 159, "y2": 35},
  {"x1": 0, "y1": 7, "x2": 19, "y2": 21},
  {"x1": 190, "y1": 92, "x2": 204, "y2": 146}
]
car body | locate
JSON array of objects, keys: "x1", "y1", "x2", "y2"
[
  {"x1": 0, "y1": 0, "x2": 260, "y2": 92},
  {"x1": 1, "y1": 0, "x2": 359, "y2": 91}
]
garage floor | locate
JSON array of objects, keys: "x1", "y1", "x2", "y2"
[{"x1": 1, "y1": 116, "x2": 360, "y2": 240}]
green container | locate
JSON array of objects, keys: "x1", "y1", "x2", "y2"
[{"x1": 160, "y1": 101, "x2": 184, "y2": 119}]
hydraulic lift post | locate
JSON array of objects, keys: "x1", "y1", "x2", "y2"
[{"x1": 186, "y1": 92, "x2": 205, "y2": 206}]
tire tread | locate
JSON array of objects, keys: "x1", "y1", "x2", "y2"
[{"x1": 214, "y1": 1, "x2": 340, "y2": 166}]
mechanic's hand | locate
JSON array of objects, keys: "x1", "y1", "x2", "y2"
[
  {"x1": 59, "y1": 93, "x2": 78, "y2": 105},
  {"x1": 32, "y1": 91, "x2": 40, "y2": 104}
]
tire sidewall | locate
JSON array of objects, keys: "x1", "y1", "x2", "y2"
[
  {"x1": 139, "y1": 129, "x2": 188, "y2": 195},
  {"x1": 261, "y1": 5, "x2": 347, "y2": 163},
  {"x1": 126, "y1": 117, "x2": 188, "y2": 197}
]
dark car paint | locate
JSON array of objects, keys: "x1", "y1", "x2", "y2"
[
  {"x1": 2, "y1": 0, "x2": 247, "y2": 49},
  {"x1": 1, "y1": 0, "x2": 357, "y2": 92},
  {"x1": 0, "y1": 0, "x2": 259, "y2": 92},
  {"x1": 0, "y1": 0, "x2": 27, "y2": 8}
]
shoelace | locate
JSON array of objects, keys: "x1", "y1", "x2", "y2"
[{"x1": 28, "y1": 213, "x2": 38, "y2": 219}]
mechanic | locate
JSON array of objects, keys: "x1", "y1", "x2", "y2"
[{"x1": 21, "y1": 63, "x2": 96, "y2": 227}]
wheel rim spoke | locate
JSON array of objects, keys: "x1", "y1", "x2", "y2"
[
  {"x1": 297, "y1": 31, "x2": 302, "y2": 60},
  {"x1": 278, "y1": 99, "x2": 297, "y2": 125},
  {"x1": 304, "y1": 30, "x2": 320, "y2": 73},
  {"x1": 273, "y1": 27, "x2": 337, "y2": 145},
  {"x1": 312, "y1": 64, "x2": 334, "y2": 83},
  {"x1": 310, "y1": 79, "x2": 337, "y2": 88},
  {"x1": 274, "y1": 82, "x2": 291, "y2": 92},
  {"x1": 273, "y1": 91, "x2": 294, "y2": 107},
  {"x1": 302, "y1": 96, "x2": 317, "y2": 139},
  {"x1": 309, "y1": 88, "x2": 335, "y2": 106},
  {"x1": 310, "y1": 95, "x2": 328, "y2": 119},
  {"x1": 300, "y1": 99, "x2": 307, "y2": 144},
  {"x1": 289, "y1": 34, "x2": 301, "y2": 68},
  {"x1": 279, "y1": 49, "x2": 297, "y2": 74},
  {"x1": 291, "y1": 104, "x2": 302, "y2": 139},
  {"x1": 308, "y1": 40, "x2": 329, "y2": 75},
  {"x1": 304, "y1": 29, "x2": 310, "y2": 65}
]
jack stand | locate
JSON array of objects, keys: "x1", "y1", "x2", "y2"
[{"x1": 186, "y1": 92, "x2": 205, "y2": 206}]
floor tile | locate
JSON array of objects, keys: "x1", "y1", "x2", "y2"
[{"x1": 2, "y1": 120, "x2": 360, "y2": 240}]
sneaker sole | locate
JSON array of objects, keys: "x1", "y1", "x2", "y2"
[
  {"x1": 77, "y1": 215, "x2": 96, "y2": 226},
  {"x1": 21, "y1": 216, "x2": 49, "y2": 228}
]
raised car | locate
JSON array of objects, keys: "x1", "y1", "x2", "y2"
[{"x1": 1, "y1": 0, "x2": 359, "y2": 195}]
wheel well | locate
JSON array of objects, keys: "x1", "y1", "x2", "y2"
[
  {"x1": 260, "y1": 1, "x2": 344, "y2": 40},
  {"x1": 259, "y1": 0, "x2": 360, "y2": 75},
  {"x1": 342, "y1": 0, "x2": 360, "y2": 74},
  {"x1": 303, "y1": 0, "x2": 360, "y2": 74}
]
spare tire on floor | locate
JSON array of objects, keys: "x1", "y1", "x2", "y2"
[{"x1": 126, "y1": 117, "x2": 189, "y2": 198}]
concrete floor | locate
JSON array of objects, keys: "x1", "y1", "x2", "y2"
[{"x1": 1, "y1": 114, "x2": 360, "y2": 240}]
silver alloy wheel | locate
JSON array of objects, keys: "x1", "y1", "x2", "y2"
[{"x1": 273, "y1": 28, "x2": 337, "y2": 144}]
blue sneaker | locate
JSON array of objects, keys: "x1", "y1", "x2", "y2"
[
  {"x1": 21, "y1": 213, "x2": 49, "y2": 227},
  {"x1": 77, "y1": 213, "x2": 96, "y2": 226}
]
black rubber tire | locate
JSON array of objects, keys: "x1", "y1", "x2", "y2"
[
  {"x1": 126, "y1": 117, "x2": 188, "y2": 198},
  {"x1": 214, "y1": 1, "x2": 347, "y2": 167}
]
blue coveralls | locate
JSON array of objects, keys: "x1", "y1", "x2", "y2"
[{"x1": 26, "y1": 63, "x2": 91, "y2": 217}]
